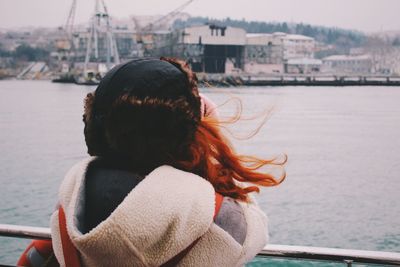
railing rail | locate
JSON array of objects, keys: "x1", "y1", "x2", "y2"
[
  {"x1": 260, "y1": 245, "x2": 400, "y2": 266},
  {"x1": 1, "y1": 223, "x2": 400, "y2": 266},
  {"x1": 0, "y1": 224, "x2": 51, "y2": 240}
]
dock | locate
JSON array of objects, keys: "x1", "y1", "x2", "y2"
[{"x1": 198, "y1": 74, "x2": 400, "y2": 87}]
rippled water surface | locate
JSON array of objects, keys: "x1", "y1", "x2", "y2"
[{"x1": 1, "y1": 80, "x2": 399, "y2": 264}]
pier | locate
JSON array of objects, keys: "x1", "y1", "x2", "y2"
[{"x1": 199, "y1": 74, "x2": 400, "y2": 87}]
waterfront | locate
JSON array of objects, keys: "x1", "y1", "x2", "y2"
[{"x1": 0, "y1": 80, "x2": 400, "y2": 265}]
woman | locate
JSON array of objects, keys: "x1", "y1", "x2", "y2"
[{"x1": 50, "y1": 57, "x2": 285, "y2": 266}]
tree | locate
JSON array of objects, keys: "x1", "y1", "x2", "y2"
[
  {"x1": 172, "y1": 16, "x2": 366, "y2": 47},
  {"x1": 281, "y1": 22, "x2": 289, "y2": 33},
  {"x1": 14, "y1": 44, "x2": 49, "y2": 61},
  {"x1": 393, "y1": 37, "x2": 400, "y2": 46}
]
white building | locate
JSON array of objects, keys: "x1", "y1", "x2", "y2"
[
  {"x1": 322, "y1": 54, "x2": 372, "y2": 74},
  {"x1": 244, "y1": 32, "x2": 315, "y2": 74},
  {"x1": 280, "y1": 33, "x2": 315, "y2": 60}
]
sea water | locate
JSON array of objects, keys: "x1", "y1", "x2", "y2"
[{"x1": 0, "y1": 80, "x2": 399, "y2": 265}]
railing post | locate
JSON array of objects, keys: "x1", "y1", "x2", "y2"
[{"x1": 344, "y1": 259, "x2": 353, "y2": 267}]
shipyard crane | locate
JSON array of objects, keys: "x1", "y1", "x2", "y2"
[
  {"x1": 84, "y1": 0, "x2": 120, "y2": 74},
  {"x1": 54, "y1": 0, "x2": 77, "y2": 56},
  {"x1": 131, "y1": 0, "x2": 194, "y2": 57},
  {"x1": 64, "y1": 0, "x2": 77, "y2": 67},
  {"x1": 141, "y1": 0, "x2": 194, "y2": 33},
  {"x1": 51, "y1": 0, "x2": 78, "y2": 83},
  {"x1": 65, "y1": 0, "x2": 77, "y2": 41},
  {"x1": 133, "y1": 0, "x2": 194, "y2": 46},
  {"x1": 54, "y1": 0, "x2": 120, "y2": 84}
]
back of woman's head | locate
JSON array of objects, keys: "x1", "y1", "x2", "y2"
[
  {"x1": 83, "y1": 58, "x2": 200, "y2": 173},
  {"x1": 83, "y1": 57, "x2": 285, "y2": 201}
]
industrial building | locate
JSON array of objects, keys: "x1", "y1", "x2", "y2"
[
  {"x1": 1, "y1": 20, "x2": 321, "y2": 75},
  {"x1": 285, "y1": 58, "x2": 322, "y2": 74},
  {"x1": 245, "y1": 33, "x2": 284, "y2": 74},
  {"x1": 152, "y1": 24, "x2": 246, "y2": 73},
  {"x1": 152, "y1": 26, "x2": 318, "y2": 74}
]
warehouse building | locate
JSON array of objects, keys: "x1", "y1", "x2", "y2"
[{"x1": 152, "y1": 24, "x2": 246, "y2": 73}]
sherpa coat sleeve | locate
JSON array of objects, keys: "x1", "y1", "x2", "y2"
[
  {"x1": 236, "y1": 199, "x2": 269, "y2": 265},
  {"x1": 176, "y1": 195, "x2": 269, "y2": 267}
]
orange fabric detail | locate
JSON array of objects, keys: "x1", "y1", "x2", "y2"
[
  {"x1": 33, "y1": 240, "x2": 53, "y2": 255},
  {"x1": 17, "y1": 241, "x2": 34, "y2": 267},
  {"x1": 214, "y1": 193, "x2": 224, "y2": 220},
  {"x1": 17, "y1": 240, "x2": 52, "y2": 267},
  {"x1": 59, "y1": 206, "x2": 81, "y2": 267}
]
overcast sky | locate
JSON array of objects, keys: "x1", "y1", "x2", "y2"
[{"x1": 0, "y1": 0, "x2": 399, "y2": 33}]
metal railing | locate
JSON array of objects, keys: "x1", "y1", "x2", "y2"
[
  {"x1": 259, "y1": 245, "x2": 400, "y2": 266},
  {"x1": 1, "y1": 223, "x2": 400, "y2": 266}
]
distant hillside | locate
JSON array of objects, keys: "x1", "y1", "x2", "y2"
[{"x1": 173, "y1": 17, "x2": 366, "y2": 48}]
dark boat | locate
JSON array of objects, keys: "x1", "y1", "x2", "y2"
[{"x1": 52, "y1": 73, "x2": 77, "y2": 84}]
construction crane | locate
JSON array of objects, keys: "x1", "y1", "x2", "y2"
[
  {"x1": 132, "y1": 0, "x2": 194, "y2": 57},
  {"x1": 51, "y1": 0, "x2": 78, "y2": 83},
  {"x1": 65, "y1": 0, "x2": 77, "y2": 41},
  {"x1": 141, "y1": 0, "x2": 194, "y2": 33},
  {"x1": 54, "y1": 0, "x2": 120, "y2": 84},
  {"x1": 64, "y1": 0, "x2": 77, "y2": 68},
  {"x1": 84, "y1": 0, "x2": 120, "y2": 74}
]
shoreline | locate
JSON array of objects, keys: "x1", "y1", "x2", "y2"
[
  {"x1": 2, "y1": 74, "x2": 400, "y2": 87},
  {"x1": 197, "y1": 74, "x2": 400, "y2": 87}
]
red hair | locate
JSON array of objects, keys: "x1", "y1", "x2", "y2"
[
  {"x1": 175, "y1": 116, "x2": 286, "y2": 202},
  {"x1": 160, "y1": 57, "x2": 286, "y2": 202}
]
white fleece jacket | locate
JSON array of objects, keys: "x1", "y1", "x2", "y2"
[{"x1": 50, "y1": 158, "x2": 268, "y2": 267}]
